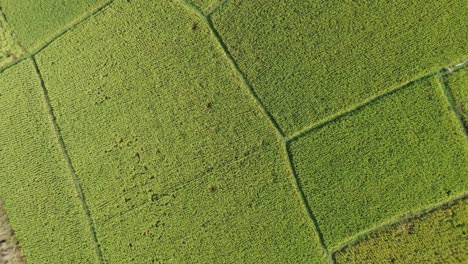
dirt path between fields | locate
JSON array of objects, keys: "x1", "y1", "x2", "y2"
[{"x1": 0, "y1": 201, "x2": 24, "y2": 264}]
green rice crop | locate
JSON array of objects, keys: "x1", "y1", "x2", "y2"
[
  {"x1": 0, "y1": 0, "x2": 467, "y2": 262},
  {"x1": 211, "y1": 0, "x2": 468, "y2": 136},
  {"x1": 34, "y1": 0, "x2": 326, "y2": 262},
  {"x1": 289, "y1": 76, "x2": 468, "y2": 248},
  {"x1": 335, "y1": 198, "x2": 468, "y2": 263},
  {"x1": 0, "y1": 60, "x2": 98, "y2": 263}
]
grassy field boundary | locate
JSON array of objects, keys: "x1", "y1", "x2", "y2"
[
  {"x1": 0, "y1": 0, "x2": 114, "y2": 74},
  {"x1": 31, "y1": 57, "x2": 104, "y2": 263},
  {"x1": 177, "y1": 1, "x2": 333, "y2": 262},
  {"x1": 331, "y1": 192, "x2": 468, "y2": 260},
  {"x1": 285, "y1": 143, "x2": 333, "y2": 263},
  {"x1": 206, "y1": 17, "x2": 286, "y2": 138},
  {"x1": 205, "y1": 0, "x2": 228, "y2": 17}
]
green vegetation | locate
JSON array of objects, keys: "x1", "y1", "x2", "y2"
[
  {"x1": 289, "y1": 76, "x2": 468, "y2": 248},
  {"x1": 0, "y1": 9, "x2": 23, "y2": 68},
  {"x1": 0, "y1": 60, "x2": 98, "y2": 263},
  {"x1": 0, "y1": 0, "x2": 108, "y2": 51},
  {"x1": 35, "y1": 0, "x2": 326, "y2": 262},
  {"x1": 335, "y1": 198, "x2": 468, "y2": 263},
  {"x1": 211, "y1": 0, "x2": 468, "y2": 136},
  {"x1": 445, "y1": 67, "x2": 468, "y2": 132},
  {"x1": 0, "y1": 0, "x2": 467, "y2": 263}
]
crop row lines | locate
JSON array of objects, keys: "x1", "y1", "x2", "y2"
[{"x1": 31, "y1": 57, "x2": 104, "y2": 263}]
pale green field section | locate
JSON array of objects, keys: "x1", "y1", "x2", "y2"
[
  {"x1": 211, "y1": 0, "x2": 468, "y2": 136},
  {"x1": 0, "y1": 0, "x2": 108, "y2": 50},
  {"x1": 36, "y1": 0, "x2": 326, "y2": 262},
  {"x1": 335, "y1": 198, "x2": 468, "y2": 263},
  {"x1": 289, "y1": 77, "x2": 468, "y2": 248},
  {"x1": 445, "y1": 67, "x2": 468, "y2": 131},
  {"x1": 0, "y1": 61, "x2": 98, "y2": 263}
]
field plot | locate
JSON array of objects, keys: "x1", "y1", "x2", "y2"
[
  {"x1": 289, "y1": 76, "x2": 468, "y2": 248},
  {"x1": 35, "y1": 0, "x2": 326, "y2": 263},
  {"x1": 0, "y1": 10, "x2": 23, "y2": 69},
  {"x1": 445, "y1": 67, "x2": 468, "y2": 133},
  {"x1": 0, "y1": 0, "x2": 108, "y2": 51},
  {"x1": 211, "y1": 0, "x2": 468, "y2": 136},
  {"x1": 0, "y1": 61, "x2": 98, "y2": 263},
  {"x1": 335, "y1": 197, "x2": 468, "y2": 263}
]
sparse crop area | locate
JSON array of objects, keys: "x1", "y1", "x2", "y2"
[
  {"x1": 0, "y1": 0, "x2": 467, "y2": 263},
  {"x1": 0, "y1": 200, "x2": 24, "y2": 264},
  {"x1": 0, "y1": 9, "x2": 23, "y2": 68},
  {"x1": 335, "y1": 197, "x2": 468, "y2": 263}
]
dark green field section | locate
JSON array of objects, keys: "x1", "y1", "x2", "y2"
[
  {"x1": 0, "y1": 10, "x2": 23, "y2": 68},
  {"x1": 445, "y1": 67, "x2": 468, "y2": 132},
  {"x1": 211, "y1": 0, "x2": 468, "y2": 136},
  {"x1": 0, "y1": 0, "x2": 108, "y2": 51},
  {"x1": 35, "y1": 0, "x2": 326, "y2": 262},
  {"x1": 335, "y1": 198, "x2": 468, "y2": 263},
  {"x1": 0, "y1": 61, "x2": 98, "y2": 263},
  {"x1": 289, "y1": 76, "x2": 468, "y2": 248}
]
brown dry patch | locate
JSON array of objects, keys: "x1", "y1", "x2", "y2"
[{"x1": 0, "y1": 200, "x2": 25, "y2": 264}]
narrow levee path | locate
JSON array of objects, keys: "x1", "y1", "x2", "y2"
[
  {"x1": 177, "y1": 1, "x2": 334, "y2": 262},
  {"x1": 31, "y1": 57, "x2": 105, "y2": 264}
]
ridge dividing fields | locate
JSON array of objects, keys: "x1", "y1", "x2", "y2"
[
  {"x1": 331, "y1": 192, "x2": 468, "y2": 259},
  {"x1": 180, "y1": 2, "x2": 334, "y2": 261},
  {"x1": 31, "y1": 57, "x2": 105, "y2": 264},
  {"x1": 206, "y1": 16, "x2": 287, "y2": 139},
  {"x1": 205, "y1": 0, "x2": 228, "y2": 17},
  {"x1": 287, "y1": 59, "x2": 468, "y2": 143},
  {"x1": 438, "y1": 67, "x2": 468, "y2": 139},
  {"x1": 207, "y1": 13, "x2": 333, "y2": 261},
  {"x1": 285, "y1": 143, "x2": 334, "y2": 263},
  {"x1": 177, "y1": 1, "x2": 333, "y2": 261},
  {"x1": 176, "y1": 2, "x2": 468, "y2": 262},
  {"x1": 0, "y1": 0, "x2": 115, "y2": 74},
  {"x1": 2, "y1": 0, "x2": 466, "y2": 262}
]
